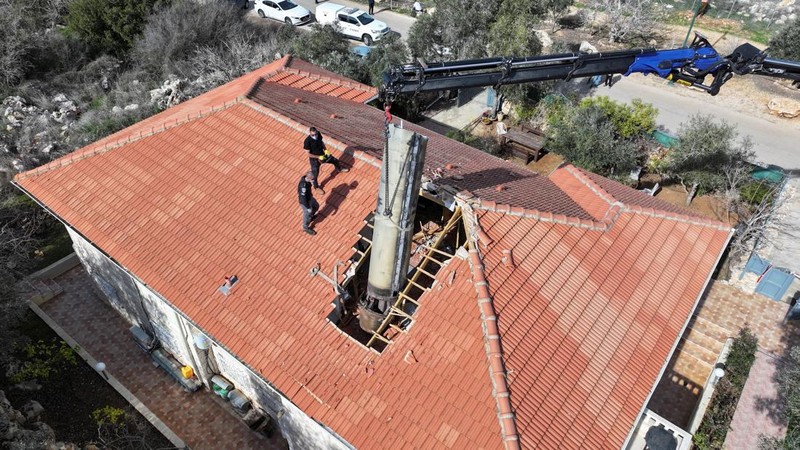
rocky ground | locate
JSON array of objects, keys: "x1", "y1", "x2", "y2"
[{"x1": 0, "y1": 311, "x2": 173, "y2": 449}]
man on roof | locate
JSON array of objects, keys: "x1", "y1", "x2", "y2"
[
  {"x1": 298, "y1": 171, "x2": 319, "y2": 236},
  {"x1": 303, "y1": 126, "x2": 348, "y2": 194}
]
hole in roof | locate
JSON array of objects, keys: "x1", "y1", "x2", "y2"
[{"x1": 327, "y1": 196, "x2": 467, "y2": 353}]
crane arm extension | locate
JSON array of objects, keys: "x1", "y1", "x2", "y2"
[{"x1": 379, "y1": 34, "x2": 800, "y2": 102}]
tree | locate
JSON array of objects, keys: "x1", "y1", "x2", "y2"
[
  {"x1": 579, "y1": 96, "x2": 657, "y2": 138},
  {"x1": 483, "y1": 0, "x2": 549, "y2": 113},
  {"x1": 543, "y1": 0, "x2": 574, "y2": 30},
  {"x1": 545, "y1": 101, "x2": 644, "y2": 176},
  {"x1": 0, "y1": 0, "x2": 39, "y2": 87},
  {"x1": 406, "y1": 14, "x2": 448, "y2": 61},
  {"x1": 591, "y1": 0, "x2": 663, "y2": 44},
  {"x1": 407, "y1": 0, "x2": 501, "y2": 61},
  {"x1": 289, "y1": 25, "x2": 367, "y2": 83},
  {"x1": 67, "y1": 0, "x2": 162, "y2": 57},
  {"x1": 769, "y1": 17, "x2": 800, "y2": 60},
  {"x1": 665, "y1": 115, "x2": 755, "y2": 205},
  {"x1": 133, "y1": 0, "x2": 254, "y2": 78},
  {"x1": 363, "y1": 33, "x2": 409, "y2": 87}
]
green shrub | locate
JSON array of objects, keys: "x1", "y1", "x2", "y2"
[
  {"x1": 9, "y1": 340, "x2": 79, "y2": 383},
  {"x1": 693, "y1": 327, "x2": 758, "y2": 449},
  {"x1": 740, "y1": 181, "x2": 777, "y2": 206},
  {"x1": 92, "y1": 406, "x2": 127, "y2": 427},
  {"x1": 769, "y1": 18, "x2": 800, "y2": 60},
  {"x1": 67, "y1": 0, "x2": 162, "y2": 57}
]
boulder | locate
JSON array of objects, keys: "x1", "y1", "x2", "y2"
[
  {"x1": 21, "y1": 401, "x2": 43, "y2": 421},
  {"x1": 535, "y1": 30, "x2": 553, "y2": 48},
  {"x1": 51, "y1": 100, "x2": 78, "y2": 124},
  {"x1": 149, "y1": 78, "x2": 186, "y2": 109},
  {"x1": 579, "y1": 41, "x2": 599, "y2": 54},
  {"x1": 768, "y1": 97, "x2": 800, "y2": 118}
]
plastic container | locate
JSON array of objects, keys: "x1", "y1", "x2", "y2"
[
  {"x1": 228, "y1": 389, "x2": 252, "y2": 413},
  {"x1": 211, "y1": 375, "x2": 233, "y2": 398},
  {"x1": 180, "y1": 366, "x2": 194, "y2": 379}
]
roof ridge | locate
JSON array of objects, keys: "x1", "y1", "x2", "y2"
[
  {"x1": 468, "y1": 194, "x2": 729, "y2": 231},
  {"x1": 564, "y1": 165, "x2": 619, "y2": 206},
  {"x1": 239, "y1": 98, "x2": 381, "y2": 169},
  {"x1": 280, "y1": 67, "x2": 374, "y2": 93},
  {"x1": 621, "y1": 204, "x2": 733, "y2": 230},
  {"x1": 463, "y1": 193, "x2": 615, "y2": 231},
  {"x1": 460, "y1": 203, "x2": 520, "y2": 450},
  {"x1": 569, "y1": 165, "x2": 732, "y2": 229},
  {"x1": 15, "y1": 98, "x2": 246, "y2": 181}
]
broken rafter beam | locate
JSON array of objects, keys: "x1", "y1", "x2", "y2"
[
  {"x1": 389, "y1": 307, "x2": 413, "y2": 320},
  {"x1": 418, "y1": 244, "x2": 454, "y2": 259},
  {"x1": 398, "y1": 292, "x2": 420, "y2": 305},
  {"x1": 406, "y1": 279, "x2": 430, "y2": 292},
  {"x1": 414, "y1": 266, "x2": 439, "y2": 280}
]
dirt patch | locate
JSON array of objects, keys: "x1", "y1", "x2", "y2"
[
  {"x1": 527, "y1": 152, "x2": 565, "y2": 176},
  {"x1": 654, "y1": 184, "x2": 736, "y2": 223}
]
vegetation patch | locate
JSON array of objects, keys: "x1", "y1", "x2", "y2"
[{"x1": 693, "y1": 327, "x2": 758, "y2": 450}]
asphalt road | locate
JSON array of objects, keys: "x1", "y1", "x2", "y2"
[
  {"x1": 246, "y1": 0, "x2": 415, "y2": 39},
  {"x1": 247, "y1": 4, "x2": 800, "y2": 170},
  {"x1": 594, "y1": 76, "x2": 800, "y2": 170}
]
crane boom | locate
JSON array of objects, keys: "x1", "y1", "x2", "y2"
[{"x1": 379, "y1": 34, "x2": 800, "y2": 102}]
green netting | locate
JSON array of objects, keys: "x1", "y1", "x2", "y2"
[
  {"x1": 652, "y1": 129, "x2": 679, "y2": 148},
  {"x1": 751, "y1": 165, "x2": 784, "y2": 183}
]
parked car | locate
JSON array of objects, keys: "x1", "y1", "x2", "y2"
[
  {"x1": 255, "y1": 0, "x2": 311, "y2": 25},
  {"x1": 315, "y1": 3, "x2": 390, "y2": 46}
]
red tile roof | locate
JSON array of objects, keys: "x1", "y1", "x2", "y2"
[
  {"x1": 466, "y1": 165, "x2": 731, "y2": 448},
  {"x1": 249, "y1": 82, "x2": 592, "y2": 218},
  {"x1": 15, "y1": 59, "x2": 733, "y2": 450}
]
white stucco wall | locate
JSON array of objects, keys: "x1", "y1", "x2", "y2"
[
  {"x1": 67, "y1": 229, "x2": 351, "y2": 450},
  {"x1": 213, "y1": 345, "x2": 351, "y2": 450},
  {"x1": 67, "y1": 229, "x2": 192, "y2": 363}
]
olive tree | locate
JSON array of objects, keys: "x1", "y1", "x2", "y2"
[
  {"x1": 289, "y1": 25, "x2": 367, "y2": 83},
  {"x1": 769, "y1": 17, "x2": 800, "y2": 60},
  {"x1": 546, "y1": 102, "x2": 643, "y2": 176},
  {"x1": 545, "y1": 96, "x2": 657, "y2": 177},
  {"x1": 591, "y1": 0, "x2": 664, "y2": 44},
  {"x1": 665, "y1": 115, "x2": 755, "y2": 205}
]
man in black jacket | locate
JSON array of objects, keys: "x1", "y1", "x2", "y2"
[
  {"x1": 298, "y1": 172, "x2": 319, "y2": 235},
  {"x1": 303, "y1": 126, "x2": 348, "y2": 194}
]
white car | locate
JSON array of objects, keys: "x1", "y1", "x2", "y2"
[
  {"x1": 315, "y1": 3, "x2": 391, "y2": 46},
  {"x1": 255, "y1": 0, "x2": 311, "y2": 25}
]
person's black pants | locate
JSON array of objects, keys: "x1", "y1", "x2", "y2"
[{"x1": 308, "y1": 156, "x2": 342, "y2": 188}]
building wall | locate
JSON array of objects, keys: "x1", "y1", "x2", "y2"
[
  {"x1": 67, "y1": 228, "x2": 191, "y2": 363},
  {"x1": 212, "y1": 345, "x2": 351, "y2": 450},
  {"x1": 67, "y1": 230, "x2": 350, "y2": 450}
]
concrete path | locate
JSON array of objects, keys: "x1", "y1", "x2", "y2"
[
  {"x1": 724, "y1": 351, "x2": 787, "y2": 449},
  {"x1": 648, "y1": 280, "x2": 800, "y2": 433},
  {"x1": 34, "y1": 266, "x2": 286, "y2": 450}
]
